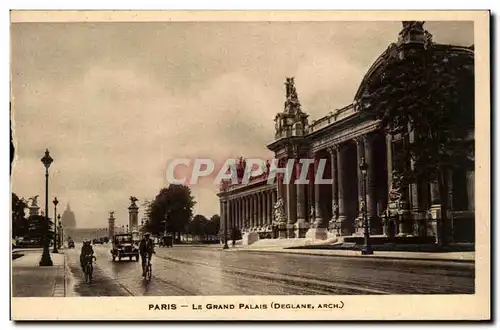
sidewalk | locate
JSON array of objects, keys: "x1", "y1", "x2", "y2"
[
  {"x1": 231, "y1": 246, "x2": 475, "y2": 263},
  {"x1": 12, "y1": 252, "x2": 66, "y2": 297}
]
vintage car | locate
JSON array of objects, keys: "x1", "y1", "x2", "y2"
[
  {"x1": 67, "y1": 238, "x2": 75, "y2": 249},
  {"x1": 158, "y1": 235, "x2": 173, "y2": 248},
  {"x1": 111, "y1": 233, "x2": 139, "y2": 261}
]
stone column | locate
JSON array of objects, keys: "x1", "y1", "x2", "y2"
[
  {"x1": 364, "y1": 134, "x2": 381, "y2": 235},
  {"x1": 268, "y1": 191, "x2": 273, "y2": 224},
  {"x1": 232, "y1": 199, "x2": 236, "y2": 230},
  {"x1": 255, "y1": 193, "x2": 260, "y2": 228},
  {"x1": 264, "y1": 192, "x2": 268, "y2": 225},
  {"x1": 305, "y1": 154, "x2": 327, "y2": 240},
  {"x1": 327, "y1": 145, "x2": 339, "y2": 233},
  {"x1": 240, "y1": 197, "x2": 244, "y2": 230},
  {"x1": 277, "y1": 160, "x2": 285, "y2": 201},
  {"x1": 245, "y1": 196, "x2": 250, "y2": 230},
  {"x1": 337, "y1": 143, "x2": 351, "y2": 236},
  {"x1": 306, "y1": 173, "x2": 314, "y2": 222},
  {"x1": 286, "y1": 164, "x2": 297, "y2": 238},
  {"x1": 386, "y1": 134, "x2": 393, "y2": 200},
  {"x1": 354, "y1": 137, "x2": 365, "y2": 235},
  {"x1": 271, "y1": 189, "x2": 277, "y2": 222},
  {"x1": 227, "y1": 200, "x2": 231, "y2": 232},
  {"x1": 237, "y1": 198, "x2": 241, "y2": 229},
  {"x1": 232, "y1": 199, "x2": 236, "y2": 231},
  {"x1": 264, "y1": 192, "x2": 270, "y2": 225},
  {"x1": 258, "y1": 192, "x2": 264, "y2": 227},
  {"x1": 248, "y1": 195, "x2": 252, "y2": 229},
  {"x1": 384, "y1": 134, "x2": 399, "y2": 237},
  {"x1": 253, "y1": 194, "x2": 259, "y2": 230},
  {"x1": 295, "y1": 161, "x2": 308, "y2": 238},
  {"x1": 219, "y1": 200, "x2": 225, "y2": 234}
]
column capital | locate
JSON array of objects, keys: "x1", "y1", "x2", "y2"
[
  {"x1": 354, "y1": 135, "x2": 365, "y2": 145},
  {"x1": 363, "y1": 132, "x2": 377, "y2": 144},
  {"x1": 326, "y1": 144, "x2": 339, "y2": 154}
]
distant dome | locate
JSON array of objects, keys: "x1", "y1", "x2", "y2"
[{"x1": 61, "y1": 204, "x2": 76, "y2": 228}]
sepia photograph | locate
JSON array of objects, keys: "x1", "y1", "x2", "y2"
[{"x1": 9, "y1": 10, "x2": 490, "y2": 320}]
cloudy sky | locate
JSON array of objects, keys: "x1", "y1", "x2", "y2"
[{"x1": 11, "y1": 20, "x2": 473, "y2": 228}]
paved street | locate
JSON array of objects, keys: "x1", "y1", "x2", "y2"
[{"x1": 61, "y1": 244, "x2": 474, "y2": 296}]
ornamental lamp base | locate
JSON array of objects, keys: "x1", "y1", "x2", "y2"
[{"x1": 39, "y1": 256, "x2": 53, "y2": 266}]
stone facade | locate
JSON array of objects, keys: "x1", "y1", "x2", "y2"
[{"x1": 217, "y1": 22, "x2": 475, "y2": 243}]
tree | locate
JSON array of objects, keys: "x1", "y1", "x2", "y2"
[
  {"x1": 147, "y1": 184, "x2": 196, "y2": 240},
  {"x1": 207, "y1": 215, "x2": 221, "y2": 238},
  {"x1": 26, "y1": 215, "x2": 54, "y2": 244},
  {"x1": 187, "y1": 214, "x2": 208, "y2": 240},
  {"x1": 12, "y1": 193, "x2": 28, "y2": 238},
  {"x1": 360, "y1": 41, "x2": 474, "y2": 246}
]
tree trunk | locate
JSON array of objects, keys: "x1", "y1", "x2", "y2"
[{"x1": 437, "y1": 167, "x2": 450, "y2": 247}]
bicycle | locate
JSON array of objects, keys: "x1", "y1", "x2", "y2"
[
  {"x1": 142, "y1": 253, "x2": 154, "y2": 281},
  {"x1": 84, "y1": 255, "x2": 96, "y2": 284}
]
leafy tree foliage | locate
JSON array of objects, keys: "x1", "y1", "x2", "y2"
[
  {"x1": 12, "y1": 193, "x2": 28, "y2": 238},
  {"x1": 26, "y1": 215, "x2": 54, "y2": 243},
  {"x1": 187, "y1": 214, "x2": 209, "y2": 238},
  {"x1": 207, "y1": 214, "x2": 221, "y2": 237},
  {"x1": 360, "y1": 43, "x2": 474, "y2": 246},
  {"x1": 186, "y1": 214, "x2": 221, "y2": 241},
  {"x1": 145, "y1": 184, "x2": 196, "y2": 239}
]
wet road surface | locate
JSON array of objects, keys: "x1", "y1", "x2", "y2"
[{"x1": 65, "y1": 244, "x2": 474, "y2": 296}]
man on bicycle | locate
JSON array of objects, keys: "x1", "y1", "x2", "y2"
[
  {"x1": 139, "y1": 233, "x2": 155, "y2": 277},
  {"x1": 80, "y1": 240, "x2": 94, "y2": 271}
]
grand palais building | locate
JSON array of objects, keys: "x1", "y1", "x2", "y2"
[{"x1": 217, "y1": 21, "x2": 475, "y2": 244}]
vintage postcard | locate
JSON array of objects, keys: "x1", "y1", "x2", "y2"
[{"x1": 10, "y1": 10, "x2": 490, "y2": 321}]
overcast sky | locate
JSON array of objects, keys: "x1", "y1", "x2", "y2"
[{"x1": 11, "y1": 21, "x2": 473, "y2": 228}]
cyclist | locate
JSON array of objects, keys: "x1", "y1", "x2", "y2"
[
  {"x1": 80, "y1": 240, "x2": 94, "y2": 271},
  {"x1": 139, "y1": 233, "x2": 155, "y2": 277}
]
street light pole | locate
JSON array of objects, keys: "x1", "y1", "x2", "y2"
[
  {"x1": 40, "y1": 149, "x2": 54, "y2": 266},
  {"x1": 359, "y1": 157, "x2": 373, "y2": 255},
  {"x1": 52, "y1": 197, "x2": 59, "y2": 253},
  {"x1": 57, "y1": 214, "x2": 62, "y2": 249}
]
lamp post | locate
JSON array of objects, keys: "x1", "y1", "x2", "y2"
[
  {"x1": 40, "y1": 149, "x2": 54, "y2": 266},
  {"x1": 221, "y1": 181, "x2": 229, "y2": 249},
  {"x1": 359, "y1": 157, "x2": 373, "y2": 255},
  {"x1": 57, "y1": 214, "x2": 62, "y2": 249},
  {"x1": 52, "y1": 197, "x2": 59, "y2": 253}
]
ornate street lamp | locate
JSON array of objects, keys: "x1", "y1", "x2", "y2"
[
  {"x1": 359, "y1": 157, "x2": 373, "y2": 255},
  {"x1": 221, "y1": 181, "x2": 229, "y2": 249},
  {"x1": 52, "y1": 197, "x2": 59, "y2": 253},
  {"x1": 40, "y1": 149, "x2": 54, "y2": 266},
  {"x1": 57, "y1": 214, "x2": 62, "y2": 249}
]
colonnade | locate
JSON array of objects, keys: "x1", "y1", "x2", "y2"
[
  {"x1": 276, "y1": 131, "x2": 388, "y2": 237},
  {"x1": 219, "y1": 132, "x2": 474, "y2": 240},
  {"x1": 220, "y1": 188, "x2": 278, "y2": 232}
]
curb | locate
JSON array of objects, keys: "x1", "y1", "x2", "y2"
[
  {"x1": 240, "y1": 249, "x2": 475, "y2": 264},
  {"x1": 52, "y1": 254, "x2": 66, "y2": 297}
]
